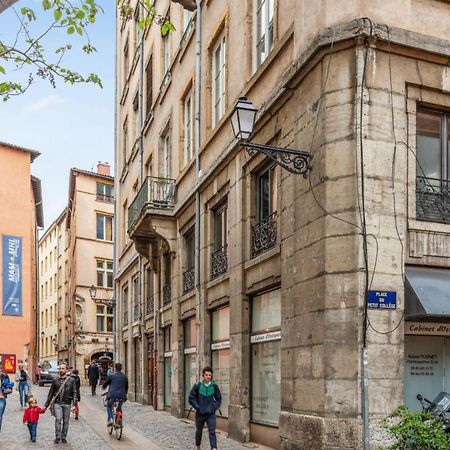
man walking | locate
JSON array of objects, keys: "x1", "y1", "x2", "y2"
[
  {"x1": 102, "y1": 363, "x2": 128, "y2": 427},
  {"x1": 189, "y1": 366, "x2": 222, "y2": 450},
  {"x1": 87, "y1": 360, "x2": 100, "y2": 395},
  {"x1": 44, "y1": 363, "x2": 77, "y2": 444}
]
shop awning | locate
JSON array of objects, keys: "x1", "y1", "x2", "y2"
[{"x1": 406, "y1": 266, "x2": 450, "y2": 319}]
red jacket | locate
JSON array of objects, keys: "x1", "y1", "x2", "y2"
[{"x1": 23, "y1": 406, "x2": 45, "y2": 423}]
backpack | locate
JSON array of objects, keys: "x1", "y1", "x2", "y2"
[{"x1": 1, "y1": 376, "x2": 14, "y2": 397}]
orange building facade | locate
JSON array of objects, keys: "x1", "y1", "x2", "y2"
[{"x1": 0, "y1": 142, "x2": 43, "y2": 377}]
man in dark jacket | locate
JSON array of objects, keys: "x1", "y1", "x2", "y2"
[
  {"x1": 102, "y1": 363, "x2": 128, "y2": 426},
  {"x1": 87, "y1": 361, "x2": 100, "y2": 395},
  {"x1": 189, "y1": 366, "x2": 221, "y2": 450},
  {"x1": 44, "y1": 363, "x2": 77, "y2": 444},
  {"x1": 70, "y1": 369, "x2": 81, "y2": 420}
]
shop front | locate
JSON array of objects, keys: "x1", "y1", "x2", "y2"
[{"x1": 404, "y1": 266, "x2": 450, "y2": 411}]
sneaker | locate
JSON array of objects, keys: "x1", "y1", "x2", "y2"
[
  {"x1": 107, "y1": 420, "x2": 114, "y2": 427},
  {"x1": 31, "y1": 439, "x2": 36, "y2": 443},
  {"x1": 53, "y1": 438, "x2": 60, "y2": 444},
  {"x1": 61, "y1": 438, "x2": 67, "y2": 443},
  {"x1": 75, "y1": 416, "x2": 79, "y2": 420}
]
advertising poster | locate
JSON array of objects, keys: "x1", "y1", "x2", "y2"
[
  {"x1": 1, "y1": 354, "x2": 16, "y2": 373},
  {"x1": 2, "y1": 235, "x2": 22, "y2": 316}
]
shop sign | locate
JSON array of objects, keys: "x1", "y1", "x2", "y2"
[
  {"x1": 211, "y1": 340, "x2": 230, "y2": 350},
  {"x1": 406, "y1": 322, "x2": 450, "y2": 336},
  {"x1": 251, "y1": 331, "x2": 281, "y2": 344},
  {"x1": 1, "y1": 354, "x2": 16, "y2": 373},
  {"x1": 2, "y1": 235, "x2": 22, "y2": 316},
  {"x1": 163, "y1": 351, "x2": 172, "y2": 358},
  {"x1": 367, "y1": 290, "x2": 396, "y2": 310},
  {"x1": 183, "y1": 347, "x2": 196, "y2": 355}
]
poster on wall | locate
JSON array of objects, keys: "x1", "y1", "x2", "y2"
[
  {"x1": 2, "y1": 235, "x2": 22, "y2": 316},
  {"x1": 1, "y1": 354, "x2": 16, "y2": 373}
]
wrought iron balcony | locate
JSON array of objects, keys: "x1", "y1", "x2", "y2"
[
  {"x1": 133, "y1": 303, "x2": 141, "y2": 322},
  {"x1": 211, "y1": 245, "x2": 228, "y2": 279},
  {"x1": 251, "y1": 212, "x2": 278, "y2": 258},
  {"x1": 416, "y1": 176, "x2": 450, "y2": 224},
  {"x1": 128, "y1": 176, "x2": 176, "y2": 231},
  {"x1": 183, "y1": 267, "x2": 195, "y2": 294},
  {"x1": 123, "y1": 310, "x2": 128, "y2": 327},
  {"x1": 162, "y1": 285, "x2": 171, "y2": 307},
  {"x1": 146, "y1": 295, "x2": 154, "y2": 316},
  {"x1": 96, "y1": 194, "x2": 114, "y2": 203}
]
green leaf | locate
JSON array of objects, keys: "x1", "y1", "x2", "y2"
[
  {"x1": 67, "y1": 26, "x2": 75, "y2": 35},
  {"x1": 54, "y1": 9, "x2": 62, "y2": 22},
  {"x1": 42, "y1": 0, "x2": 51, "y2": 11}
]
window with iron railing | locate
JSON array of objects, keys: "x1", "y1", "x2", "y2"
[
  {"x1": 211, "y1": 201, "x2": 228, "y2": 279},
  {"x1": 96, "y1": 182, "x2": 114, "y2": 203},
  {"x1": 416, "y1": 108, "x2": 450, "y2": 224},
  {"x1": 183, "y1": 229, "x2": 195, "y2": 293}
]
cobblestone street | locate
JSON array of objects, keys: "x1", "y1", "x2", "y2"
[{"x1": 0, "y1": 386, "x2": 269, "y2": 450}]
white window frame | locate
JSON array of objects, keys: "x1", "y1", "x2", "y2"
[
  {"x1": 161, "y1": 132, "x2": 171, "y2": 178},
  {"x1": 96, "y1": 214, "x2": 113, "y2": 241},
  {"x1": 163, "y1": 32, "x2": 171, "y2": 75},
  {"x1": 184, "y1": 90, "x2": 193, "y2": 165},
  {"x1": 96, "y1": 259, "x2": 113, "y2": 288},
  {"x1": 212, "y1": 32, "x2": 226, "y2": 127},
  {"x1": 254, "y1": 0, "x2": 274, "y2": 69}
]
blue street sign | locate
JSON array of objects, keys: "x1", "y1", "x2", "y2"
[{"x1": 367, "y1": 290, "x2": 397, "y2": 310}]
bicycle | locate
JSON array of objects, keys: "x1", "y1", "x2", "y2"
[{"x1": 102, "y1": 393, "x2": 124, "y2": 440}]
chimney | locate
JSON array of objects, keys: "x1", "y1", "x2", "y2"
[{"x1": 97, "y1": 162, "x2": 110, "y2": 176}]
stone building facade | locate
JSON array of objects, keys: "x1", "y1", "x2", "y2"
[{"x1": 115, "y1": 1, "x2": 450, "y2": 448}]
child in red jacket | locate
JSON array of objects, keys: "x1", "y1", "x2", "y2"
[{"x1": 23, "y1": 397, "x2": 45, "y2": 442}]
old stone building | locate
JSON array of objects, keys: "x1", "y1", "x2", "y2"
[{"x1": 115, "y1": 1, "x2": 450, "y2": 448}]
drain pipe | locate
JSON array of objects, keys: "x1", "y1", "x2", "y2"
[{"x1": 194, "y1": 0, "x2": 203, "y2": 374}]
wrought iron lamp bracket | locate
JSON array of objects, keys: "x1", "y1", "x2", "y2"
[{"x1": 241, "y1": 141, "x2": 312, "y2": 177}]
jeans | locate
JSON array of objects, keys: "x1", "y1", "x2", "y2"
[
  {"x1": 0, "y1": 398, "x2": 6, "y2": 432},
  {"x1": 27, "y1": 422, "x2": 38, "y2": 441},
  {"x1": 195, "y1": 413, "x2": 217, "y2": 449},
  {"x1": 18, "y1": 381, "x2": 29, "y2": 407},
  {"x1": 107, "y1": 398, "x2": 123, "y2": 421},
  {"x1": 54, "y1": 403, "x2": 71, "y2": 440}
]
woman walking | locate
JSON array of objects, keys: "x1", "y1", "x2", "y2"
[
  {"x1": 0, "y1": 371, "x2": 14, "y2": 432},
  {"x1": 15, "y1": 365, "x2": 30, "y2": 408}
]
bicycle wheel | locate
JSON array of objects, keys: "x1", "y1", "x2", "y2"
[{"x1": 115, "y1": 415, "x2": 123, "y2": 440}]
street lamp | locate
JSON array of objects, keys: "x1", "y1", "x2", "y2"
[{"x1": 230, "y1": 97, "x2": 312, "y2": 177}]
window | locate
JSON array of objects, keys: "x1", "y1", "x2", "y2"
[
  {"x1": 133, "y1": 275, "x2": 140, "y2": 321},
  {"x1": 212, "y1": 33, "x2": 226, "y2": 126},
  {"x1": 145, "y1": 267, "x2": 154, "y2": 315},
  {"x1": 211, "y1": 307, "x2": 230, "y2": 417},
  {"x1": 184, "y1": 318, "x2": 197, "y2": 409},
  {"x1": 160, "y1": 130, "x2": 171, "y2": 178},
  {"x1": 96, "y1": 305, "x2": 113, "y2": 332},
  {"x1": 40, "y1": 261, "x2": 43, "y2": 275},
  {"x1": 133, "y1": 92, "x2": 139, "y2": 141},
  {"x1": 257, "y1": 164, "x2": 277, "y2": 220},
  {"x1": 122, "y1": 284, "x2": 129, "y2": 326},
  {"x1": 183, "y1": 229, "x2": 195, "y2": 293},
  {"x1": 134, "y1": 6, "x2": 140, "y2": 50},
  {"x1": 123, "y1": 38, "x2": 129, "y2": 80},
  {"x1": 122, "y1": 201, "x2": 129, "y2": 247},
  {"x1": 255, "y1": 0, "x2": 274, "y2": 68},
  {"x1": 184, "y1": 90, "x2": 193, "y2": 165},
  {"x1": 96, "y1": 183, "x2": 113, "y2": 202},
  {"x1": 164, "y1": 326, "x2": 172, "y2": 406},
  {"x1": 416, "y1": 108, "x2": 450, "y2": 223},
  {"x1": 122, "y1": 120, "x2": 129, "y2": 166},
  {"x1": 162, "y1": 30, "x2": 171, "y2": 75},
  {"x1": 97, "y1": 259, "x2": 113, "y2": 288},
  {"x1": 96, "y1": 214, "x2": 113, "y2": 241},
  {"x1": 251, "y1": 290, "x2": 281, "y2": 425},
  {"x1": 183, "y1": 9, "x2": 193, "y2": 32},
  {"x1": 212, "y1": 201, "x2": 228, "y2": 279},
  {"x1": 145, "y1": 56, "x2": 153, "y2": 116},
  {"x1": 162, "y1": 253, "x2": 172, "y2": 306}
]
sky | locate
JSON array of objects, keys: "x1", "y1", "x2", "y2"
[{"x1": 0, "y1": 0, "x2": 115, "y2": 230}]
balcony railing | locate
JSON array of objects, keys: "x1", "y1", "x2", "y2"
[
  {"x1": 251, "y1": 212, "x2": 278, "y2": 258},
  {"x1": 146, "y1": 295, "x2": 154, "y2": 316},
  {"x1": 162, "y1": 285, "x2": 171, "y2": 307},
  {"x1": 211, "y1": 245, "x2": 228, "y2": 279},
  {"x1": 128, "y1": 176, "x2": 176, "y2": 230},
  {"x1": 183, "y1": 267, "x2": 195, "y2": 294},
  {"x1": 123, "y1": 310, "x2": 128, "y2": 327},
  {"x1": 416, "y1": 176, "x2": 450, "y2": 224},
  {"x1": 96, "y1": 194, "x2": 114, "y2": 203},
  {"x1": 133, "y1": 303, "x2": 141, "y2": 322}
]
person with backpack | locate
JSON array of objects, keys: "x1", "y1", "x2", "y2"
[
  {"x1": 0, "y1": 371, "x2": 14, "y2": 433},
  {"x1": 15, "y1": 365, "x2": 30, "y2": 408},
  {"x1": 188, "y1": 366, "x2": 222, "y2": 450},
  {"x1": 87, "y1": 361, "x2": 100, "y2": 395},
  {"x1": 70, "y1": 369, "x2": 81, "y2": 420}
]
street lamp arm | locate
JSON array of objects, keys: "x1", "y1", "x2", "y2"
[{"x1": 241, "y1": 142, "x2": 312, "y2": 177}]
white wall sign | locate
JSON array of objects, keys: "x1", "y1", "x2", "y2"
[
  {"x1": 251, "y1": 330, "x2": 281, "y2": 344},
  {"x1": 405, "y1": 322, "x2": 450, "y2": 336},
  {"x1": 211, "y1": 340, "x2": 230, "y2": 350}
]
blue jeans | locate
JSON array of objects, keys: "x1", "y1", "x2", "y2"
[
  {"x1": 107, "y1": 398, "x2": 124, "y2": 421},
  {"x1": 18, "y1": 381, "x2": 28, "y2": 407},
  {"x1": 0, "y1": 398, "x2": 6, "y2": 432},
  {"x1": 27, "y1": 422, "x2": 38, "y2": 441},
  {"x1": 195, "y1": 413, "x2": 217, "y2": 449}
]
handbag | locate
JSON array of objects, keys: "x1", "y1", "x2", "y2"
[{"x1": 48, "y1": 377, "x2": 70, "y2": 416}]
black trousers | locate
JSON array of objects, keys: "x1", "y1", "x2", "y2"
[
  {"x1": 195, "y1": 413, "x2": 217, "y2": 448},
  {"x1": 90, "y1": 381, "x2": 97, "y2": 394}
]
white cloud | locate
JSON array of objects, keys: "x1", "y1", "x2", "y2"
[{"x1": 24, "y1": 95, "x2": 65, "y2": 113}]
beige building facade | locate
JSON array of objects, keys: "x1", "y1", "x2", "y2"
[
  {"x1": 115, "y1": 1, "x2": 450, "y2": 448},
  {"x1": 65, "y1": 164, "x2": 115, "y2": 380}
]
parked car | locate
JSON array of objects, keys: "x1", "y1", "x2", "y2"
[{"x1": 38, "y1": 360, "x2": 58, "y2": 386}]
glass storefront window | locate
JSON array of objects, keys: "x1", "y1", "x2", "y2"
[
  {"x1": 185, "y1": 353, "x2": 197, "y2": 409},
  {"x1": 184, "y1": 318, "x2": 197, "y2": 348},
  {"x1": 212, "y1": 307, "x2": 230, "y2": 341},
  {"x1": 251, "y1": 340, "x2": 281, "y2": 425},
  {"x1": 164, "y1": 359, "x2": 172, "y2": 407},
  {"x1": 252, "y1": 290, "x2": 281, "y2": 332},
  {"x1": 212, "y1": 348, "x2": 230, "y2": 417}
]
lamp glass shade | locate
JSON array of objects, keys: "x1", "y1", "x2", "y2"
[
  {"x1": 89, "y1": 285, "x2": 97, "y2": 299},
  {"x1": 231, "y1": 97, "x2": 257, "y2": 141}
]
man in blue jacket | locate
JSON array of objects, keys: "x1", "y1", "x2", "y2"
[
  {"x1": 189, "y1": 366, "x2": 222, "y2": 450},
  {"x1": 102, "y1": 363, "x2": 128, "y2": 426}
]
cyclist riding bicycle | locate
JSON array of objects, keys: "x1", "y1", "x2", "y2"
[{"x1": 102, "y1": 363, "x2": 128, "y2": 427}]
